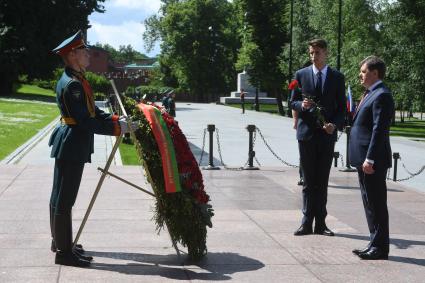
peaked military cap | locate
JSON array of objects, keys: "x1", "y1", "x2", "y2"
[{"x1": 52, "y1": 30, "x2": 89, "y2": 56}]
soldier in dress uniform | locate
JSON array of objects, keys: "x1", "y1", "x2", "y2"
[
  {"x1": 49, "y1": 30, "x2": 137, "y2": 267},
  {"x1": 167, "y1": 91, "x2": 176, "y2": 117}
]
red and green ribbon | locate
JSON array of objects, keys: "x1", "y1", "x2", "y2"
[{"x1": 138, "y1": 103, "x2": 181, "y2": 193}]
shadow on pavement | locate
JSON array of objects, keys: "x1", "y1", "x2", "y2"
[
  {"x1": 88, "y1": 251, "x2": 265, "y2": 280},
  {"x1": 337, "y1": 233, "x2": 425, "y2": 267},
  {"x1": 328, "y1": 184, "x2": 404, "y2": 193},
  {"x1": 188, "y1": 141, "x2": 221, "y2": 167},
  {"x1": 176, "y1": 106, "x2": 201, "y2": 112}
]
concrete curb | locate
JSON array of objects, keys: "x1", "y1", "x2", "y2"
[{"x1": 0, "y1": 116, "x2": 59, "y2": 165}]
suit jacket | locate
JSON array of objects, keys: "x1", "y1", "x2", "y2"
[
  {"x1": 49, "y1": 67, "x2": 120, "y2": 163},
  {"x1": 349, "y1": 83, "x2": 394, "y2": 169},
  {"x1": 290, "y1": 65, "x2": 346, "y2": 141}
]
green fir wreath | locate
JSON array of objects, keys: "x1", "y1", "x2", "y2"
[{"x1": 122, "y1": 97, "x2": 213, "y2": 261}]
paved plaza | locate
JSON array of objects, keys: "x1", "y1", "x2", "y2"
[{"x1": 1, "y1": 103, "x2": 424, "y2": 282}]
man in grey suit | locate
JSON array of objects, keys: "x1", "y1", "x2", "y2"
[
  {"x1": 290, "y1": 39, "x2": 346, "y2": 236},
  {"x1": 350, "y1": 56, "x2": 394, "y2": 260}
]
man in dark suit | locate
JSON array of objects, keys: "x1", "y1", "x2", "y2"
[
  {"x1": 49, "y1": 30, "x2": 137, "y2": 267},
  {"x1": 291, "y1": 39, "x2": 346, "y2": 236},
  {"x1": 350, "y1": 56, "x2": 394, "y2": 260}
]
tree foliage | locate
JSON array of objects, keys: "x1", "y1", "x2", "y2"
[
  {"x1": 379, "y1": 0, "x2": 425, "y2": 118},
  {"x1": 144, "y1": 0, "x2": 240, "y2": 102},
  {"x1": 2, "y1": 0, "x2": 425, "y2": 116},
  {"x1": 236, "y1": 0, "x2": 290, "y2": 115},
  {"x1": 94, "y1": 43, "x2": 149, "y2": 63},
  {"x1": 0, "y1": 0, "x2": 105, "y2": 95}
]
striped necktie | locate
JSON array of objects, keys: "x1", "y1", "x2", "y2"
[{"x1": 355, "y1": 89, "x2": 370, "y2": 114}]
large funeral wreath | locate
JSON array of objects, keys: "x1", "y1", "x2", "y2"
[{"x1": 122, "y1": 97, "x2": 213, "y2": 261}]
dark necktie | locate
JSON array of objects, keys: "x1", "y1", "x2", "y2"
[{"x1": 316, "y1": 71, "x2": 322, "y2": 96}]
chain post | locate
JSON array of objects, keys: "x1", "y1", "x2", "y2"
[
  {"x1": 333, "y1": 151, "x2": 340, "y2": 167},
  {"x1": 244, "y1": 125, "x2": 259, "y2": 170},
  {"x1": 202, "y1": 124, "x2": 220, "y2": 170},
  {"x1": 198, "y1": 128, "x2": 207, "y2": 165},
  {"x1": 339, "y1": 126, "x2": 356, "y2": 172},
  {"x1": 393, "y1": 152, "x2": 400, "y2": 181}
]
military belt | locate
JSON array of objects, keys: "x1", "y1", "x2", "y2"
[{"x1": 61, "y1": 117, "x2": 77, "y2": 125}]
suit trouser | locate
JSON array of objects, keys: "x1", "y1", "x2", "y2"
[
  {"x1": 49, "y1": 159, "x2": 85, "y2": 252},
  {"x1": 298, "y1": 131, "x2": 335, "y2": 226},
  {"x1": 357, "y1": 168, "x2": 389, "y2": 253}
]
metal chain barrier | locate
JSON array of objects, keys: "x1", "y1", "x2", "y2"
[
  {"x1": 255, "y1": 127, "x2": 299, "y2": 168},
  {"x1": 395, "y1": 157, "x2": 425, "y2": 182},
  {"x1": 215, "y1": 128, "x2": 245, "y2": 171},
  {"x1": 339, "y1": 153, "x2": 344, "y2": 168},
  {"x1": 197, "y1": 128, "x2": 207, "y2": 165},
  {"x1": 252, "y1": 131, "x2": 262, "y2": 167}
]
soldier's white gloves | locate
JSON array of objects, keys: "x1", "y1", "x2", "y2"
[{"x1": 119, "y1": 117, "x2": 139, "y2": 134}]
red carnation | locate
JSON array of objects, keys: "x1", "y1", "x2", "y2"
[
  {"x1": 160, "y1": 110, "x2": 210, "y2": 204},
  {"x1": 288, "y1": 79, "x2": 299, "y2": 90}
]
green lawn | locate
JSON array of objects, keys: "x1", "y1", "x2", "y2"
[
  {"x1": 16, "y1": 84, "x2": 55, "y2": 96},
  {"x1": 119, "y1": 141, "x2": 140, "y2": 165},
  {"x1": 227, "y1": 103, "x2": 283, "y2": 114},
  {"x1": 390, "y1": 118, "x2": 425, "y2": 140},
  {"x1": 12, "y1": 83, "x2": 56, "y2": 102},
  {"x1": 0, "y1": 83, "x2": 58, "y2": 160},
  {"x1": 0, "y1": 99, "x2": 59, "y2": 159}
]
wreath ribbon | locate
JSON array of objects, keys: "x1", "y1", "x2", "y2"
[{"x1": 138, "y1": 103, "x2": 182, "y2": 193}]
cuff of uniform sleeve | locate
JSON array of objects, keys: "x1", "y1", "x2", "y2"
[
  {"x1": 111, "y1": 115, "x2": 119, "y2": 121},
  {"x1": 113, "y1": 122, "x2": 121, "y2": 136},
  {"x1": 365, "y1": 158, "x2": 374, "y2": 165}
]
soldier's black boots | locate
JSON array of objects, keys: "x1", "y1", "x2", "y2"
[
  {"x1": 55, "y1": 251, "x2": 91, "y2": 267},
  {"x1": 53, "y1": 213, "x2": 91, "y2": 267},
  {"x1": 51, "y1": 239, "x2": 86, "y2": 254}
]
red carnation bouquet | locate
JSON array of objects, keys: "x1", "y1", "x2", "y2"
[
  {"x1": 161, "y1": 112, "x2": 210, "y2": 204},
  {"x1": 288, "y1": 79, "x2": 300, "y2": 91}
]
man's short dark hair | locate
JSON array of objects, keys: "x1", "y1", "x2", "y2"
[
  {"x1": 361, "y1": 55, "x2": 386, "y2": 79},
  {"x1": 308, "y1": 39, "x2": 328, "y2": 50}
]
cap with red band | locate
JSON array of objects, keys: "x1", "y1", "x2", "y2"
[{"x1": 52, "y1": 30, "x2": 89, "y2": 56}]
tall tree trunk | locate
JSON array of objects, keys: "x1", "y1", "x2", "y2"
[{"x1": 0, "y1": 72, "x2": 14, "y2": 96}]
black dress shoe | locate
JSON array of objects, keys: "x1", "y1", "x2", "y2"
[
  {"x1": 51, "y1": 240, "x2": 85, "y2": 253},
  {"x1": 297, "y1": 178, "x2": 304, "y2": 186},
  {"x1": 74, "y1": 244, "x2": 86, "y2": 254},
  {"x1": 74, "y1": 249, "x2": 93, "y2": 262},
  {"x1": 314, "y1": 226, "x2": 334, "y2": 236},
  {"x1": 358, "y1": 247, "x2": 388, "y2": 260},
  {"x1": 352, "y1": 246, "x2": 370, "y2": 255},
  {"x1": 55, "y1": 251, "x2": 91, "y2": 267},
  {"x1": 294, "y1": 225, "x2": 313, "y2": 236}
]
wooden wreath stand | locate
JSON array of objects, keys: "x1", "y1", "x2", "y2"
[{"x1": 73, "y1": 80, "x2": 182, "y2": 260}]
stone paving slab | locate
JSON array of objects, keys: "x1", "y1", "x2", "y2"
[{"x1": 1, "y1": 164, "x2": 425, "y2": 282}]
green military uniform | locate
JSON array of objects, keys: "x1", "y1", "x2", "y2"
[
  {"x1": 48, "y1": 30, "x2": 121, "y2": 266},
  {"x1": 167, "y1": 96, "x2": 176, "y2": 117}
]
